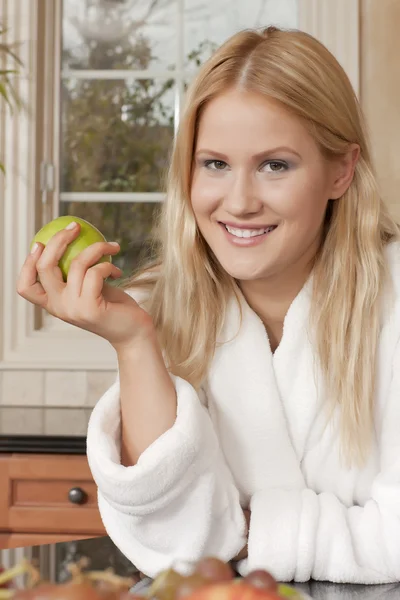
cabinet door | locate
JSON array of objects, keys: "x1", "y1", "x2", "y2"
[{"x1": 0, "y1": 454, "x2": 106, "y2": 537}]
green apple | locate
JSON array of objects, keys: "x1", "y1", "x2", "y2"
[{"x1": 31, "y1": 215, "x2": 112, "y2": 282}]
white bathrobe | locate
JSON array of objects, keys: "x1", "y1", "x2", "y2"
[{"x1": 86, "y1": 241, "x2": 400, "y2": 584}]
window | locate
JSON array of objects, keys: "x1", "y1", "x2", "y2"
[{"x1": 0, "y1": 0, "x2": 360, "y2": 370}]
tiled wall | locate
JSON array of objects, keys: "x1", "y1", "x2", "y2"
[{"x1": 0, "y1": 370, "x2": 117, "y2": 435}]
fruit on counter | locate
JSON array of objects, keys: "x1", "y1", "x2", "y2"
[
  {"x1": 184, "y1": 581, "x2": 282, "y2": 600},
  {"x1": 30, "y1": 216, "x2": 112, "y2": 282},
  {"x1": 146, "y1": 558, "x2": 235, "y2": 600},
  {"x1": 0, "y1": 559, "x2": 137, "y2": 600},
  {"x1": 146, "y1": 569, "x2": 185, "y2": 600},
  {"x1": 193, "y1": 559, "x2": 234, "y2": 584},
  {"x1": 175, "y1": 574, "x2": 211, "y2": 600},
  {"x1": 243, "y1": 571, "x2": 277, "y2": 593},
  {"x1": 147, "y1": 559, "x2": 308, "y2": 600},
  {"x1": 0, "y1": 558, "x2": 309, "y2": 600}
]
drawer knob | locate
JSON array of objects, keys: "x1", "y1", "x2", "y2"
[{"x1": 68, "y1": 487, "x2": 87, "y2": 505}]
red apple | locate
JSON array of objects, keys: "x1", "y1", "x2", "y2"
[
  {"x1": 184, "y1": 581, "x2": 282, "y2": 600},
  {"x1": 244, "y1": 571, "x2": 277, "y2": 593},
  {"x1": 31, "y1": 216, "x2": 112, "y2": 282},
  {"x1": 193, "y1": 558, "x2": 234, "y2": 583}
]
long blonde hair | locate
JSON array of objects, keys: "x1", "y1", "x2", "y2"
[{"x1": 122, "y1": 26, "x2": 400, "y2": 466}]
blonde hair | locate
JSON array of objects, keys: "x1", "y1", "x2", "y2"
[{"x1": 122, "y1": 26, "x2": 400, "y2": 466}]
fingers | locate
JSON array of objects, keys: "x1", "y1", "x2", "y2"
[
  {"x1": 16, "y1": 242, "x2": 47, "y2": 307},
  {"x1": 17, "y1": 222, "x2": 122, "y2": 325},
  {"x1": 66, "y1": 241, "x2": 121, "y2": 297},
  {"x1": 36, "y1": 222, "x2": 81, "y2": 293},
  {"x1": 80, "y1": 262, "x2": 123, "y2": 300}
]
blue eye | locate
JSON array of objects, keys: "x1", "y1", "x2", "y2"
[
  {"x1": 204, "y1": 160, "x2": 227, "y2": 171},
  {"x1": 262, "y1": 160, "x2": 288, "y2": 173}
]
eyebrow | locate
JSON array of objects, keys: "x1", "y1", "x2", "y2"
[{"x1": 195, "y1": 146, "x2": 302, "y2": 160}]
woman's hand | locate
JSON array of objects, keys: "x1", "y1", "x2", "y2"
[{"x1": 16, "y1": 221, "x2": 154, "y2": 350}]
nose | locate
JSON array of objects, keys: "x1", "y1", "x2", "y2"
[{"x1": 223, "y1": 169, "x2": 263, "y2": 217}]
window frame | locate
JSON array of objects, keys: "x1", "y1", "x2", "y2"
[{"x1": 0, "y1": 0, "x2": 360, "y2": 370}]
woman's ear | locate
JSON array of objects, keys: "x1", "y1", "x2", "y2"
[{"x1": 329, "y1": 143, "x2": 360, "y2": 199}]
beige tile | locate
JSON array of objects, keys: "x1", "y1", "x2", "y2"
[
  {"x1": 1, "y1": 371, "x2": 44, "y2": 406},
  {"x1": 0, "y1": 408, "x2": 44, "y2": 434},
  {"x1": 86, "y1": 371, "x2": 117, "y2": 407},
  {"x1": 44, "y1": 371, "x2": 87, "y2": 407},
  {"x1": 44, "y1": 408, "x2": 88, "y2": 436}
]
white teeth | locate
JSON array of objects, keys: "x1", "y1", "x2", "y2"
[{"x1": 225, "y1": 225, "x2": 276, "y2": 238}]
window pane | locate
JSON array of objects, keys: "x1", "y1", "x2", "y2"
[
  {"x1": 184, "y1": 0, "x2": 298, "y2": 69},
  {"x1": 59, "y1": 201, "x2": 161, "y2": 276},
  {"x1": 60, "y1": 78, "x2": 175, "y2": 193},
  {"x1": 62, "y1": 0, "x2": 179, "y2": 71}
]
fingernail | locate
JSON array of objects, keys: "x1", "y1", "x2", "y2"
[
  {"x1": 65, "y1": 221, "x2": 77, "y2": 230},
  {"x1": 30, "y1": 243, "x2": 39, "y2": 254},
  {"x1": 109, "y1": 241, "x2": 120, "y2": 246}
]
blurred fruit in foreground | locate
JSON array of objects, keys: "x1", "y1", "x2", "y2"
[
  {"x1": 146, "y1": 568, "x2": 185, "y2": 600},
  {"x1": 183, "y1": 581, "x2": 282, "y2": 600},
  {"x1": 193, "y1": 559, "x2": 234, "y2": 584},
  {"x1": 0, "y1": 557, "x2": 308, "y2": 600},
  {"x1": 175, "y1": 574, "x2": 211, "y2": 599},
  {"x1": 243, "y1": 572, "x2": 277, "y2": 593}
]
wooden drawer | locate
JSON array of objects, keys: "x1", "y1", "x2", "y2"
[
  {"x1": 13, "y1": 480, "x2": 98, "y2": 508},
  {"x1": 0, "y1": 454, "x2": 105, "y2": 538}
]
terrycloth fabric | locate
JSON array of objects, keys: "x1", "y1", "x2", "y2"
[{"x1": 86, "y1": 241, "x2": 400, "y2": 584}]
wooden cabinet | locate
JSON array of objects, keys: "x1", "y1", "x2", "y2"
[{"x1": 0, "y1": 454, "x2": 106, "y2": 549}]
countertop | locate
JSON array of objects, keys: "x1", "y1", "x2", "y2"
[
  {"x1": 10, "y1": 536, "x2": 400, "y2": 600},
  {"x1": 291, "y1": 580, "x2": 400, "y2": 599}
]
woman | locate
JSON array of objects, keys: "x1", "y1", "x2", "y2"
[{"x1": 16, "y1": 27, "x2": 400, "y2": 584}]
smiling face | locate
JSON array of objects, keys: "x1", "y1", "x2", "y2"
[{"x1": 191, "y1": 89, "x2": 347, "y2": 284}]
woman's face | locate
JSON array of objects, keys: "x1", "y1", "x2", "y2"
[{"x1": 191, "y1": 89, "x2": 357, "y2": 282}]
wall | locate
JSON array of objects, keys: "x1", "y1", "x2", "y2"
[
  {"x1": 360, "y1": 0, "x2": 400, "y2": 222},
  {"x1": 0, "y1": 371, "x2": 116, "y2": 433}
]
